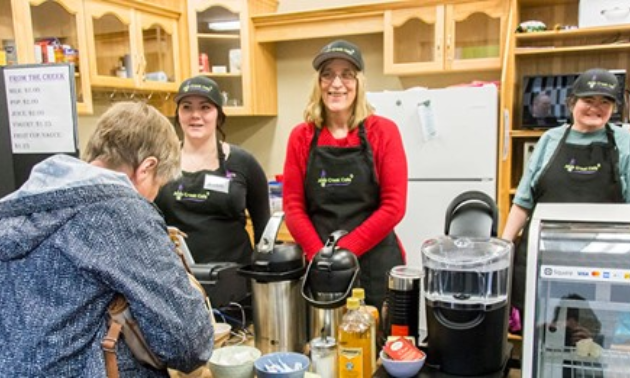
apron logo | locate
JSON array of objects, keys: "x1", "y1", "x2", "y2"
[
  {"x1": 317, "y1": 169, "x2": 354, "y2": 188},
  {"x1": 173, "y1": 185, "x2": 210, "y2": 202},
  {"x1": 564, "y1": 158, "x2": 601, "y2": 175}
]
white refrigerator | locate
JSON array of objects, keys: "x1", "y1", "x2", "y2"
[
  {"x1": 367, "y1": 86, "x2": 498, "y2": 335},
  {"x1": 367, "y1": 85, "x2": 498, "y2": 267}
]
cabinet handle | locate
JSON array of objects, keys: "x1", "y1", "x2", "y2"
[
  {"x1": 502, "y1": 108, "x2": 510, "y2": 161},
  {"x1": 136, "y1": 54, "x2": 142, "y2": 77},
  {"x1": 141, "y1": 55, "x2": 147, "y2": 79},
  {"x1": 446, "y1": 34, "x2": 452, "y2": 60}
]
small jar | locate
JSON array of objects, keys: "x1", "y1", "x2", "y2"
[
  {"x1": 310, "y1": 336, "x2": 337, "y2": 378},
  {"x1": 221, "y1": 91, "x2": 229, "y2": 106}
]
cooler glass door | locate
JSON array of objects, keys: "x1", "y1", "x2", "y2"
[{"x1": 522, "y1": 204, "x2": 630, "y2": 377}]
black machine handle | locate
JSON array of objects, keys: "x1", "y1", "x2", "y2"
[
  {"x1": 444, "y1": 190, "x2": 498, "y2": 237},
  {"x1": 320, "y1": 230, "x2": 349, "y2": 258},
  {"x1": 301, "y1": 265, "x2": 360, "y2": 309},
  {"x1": 301, "y1": 229, "x2": 359, "y2": 309},
  {"x1": 256, "y1": 211, "x2": 285, "y2": 254}
]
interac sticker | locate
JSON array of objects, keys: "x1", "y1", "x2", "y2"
[{"x1": 4, "y1": 65, "x2": 76, "y2": 154}]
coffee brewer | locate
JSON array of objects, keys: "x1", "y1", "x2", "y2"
[
  {"x1": 238, "y1": 212, "x2": 307, "y2": 354},
  {"x1": 302, "y1": 230, "x2": 360, "y2": 341},
  {"x1": 422, "y1": 236, "x2": 512, "y2": 376}
]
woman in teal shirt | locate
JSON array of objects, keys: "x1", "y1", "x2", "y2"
[{"x1": 502, "y1": 68, "x2": 630, "y2": 323}]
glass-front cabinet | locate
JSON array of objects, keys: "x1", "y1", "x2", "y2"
[
  {"x1": 190, "y1": 1, "x2": 244, "y2": 111},
  {"x1": 84, "y1": 0, "x2": 181, "y2": 92},
  {"x1": 188, "y1": 0, "x2": 277, "y2": 116},
  {"x1": 6, "y1": 0, "x2": 92, "y2": 114},
  {"x1": 384, "y1": 0, "x2": 505, "y2": 75}
]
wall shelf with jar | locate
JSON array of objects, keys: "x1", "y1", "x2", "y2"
[
  {"x1": 4, "y1": 0, "x2": 93, "y2": 114},
  {"x1": 84, "y1": 0, "x2": 182, "y2": 93},
  {"x1": 188, "y1": 0, "x2": 277, "y2": 116}
]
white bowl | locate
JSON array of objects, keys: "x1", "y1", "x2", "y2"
[
  {"x1": 213, "y1": 323, "x2": 231, "y2": 348},
  {"x1": 209, "y1": 345, "x2": 261, "y2": 378}
]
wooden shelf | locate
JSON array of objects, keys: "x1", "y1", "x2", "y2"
[
  {"x1": 519, "y1": 0, "x2": 574, "y2": 5},
  {"x1": 197, "y1": 33, "x2": 240, "y2": 40},
  {"x1": 200, "y1": 72, "x2": 242, "y2": 78},
  {"x1": 516, "y1": 24, "x2": 630, "y2": 41},
  {"x1": 511, "y1": 130, "x2": 545, "y2": 138},
  {"x1": 516, "y1": 43, "x2": 630, "y2": 56}
]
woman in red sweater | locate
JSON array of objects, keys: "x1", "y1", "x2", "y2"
[{"x1": 283, "y1": 39, "x2": 408, "y2": 312}]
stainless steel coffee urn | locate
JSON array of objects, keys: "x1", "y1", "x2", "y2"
[
  {"x1": 238, "y1": 212, "x2": 307, "y2": 354},
  {"x1": 302, "y1": 230, "x2": 360, "y2": 341},
  {"x1": 422, "y1": 236, "x2": 512, "y2": 376}
]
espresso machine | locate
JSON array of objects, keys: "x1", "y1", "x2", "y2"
[
  {"x1": 238, "y1": 212, "x2": 307, "y2": 354},
  {"x1": 302, "y1": 230, "x2": 360, "y2": 340}
]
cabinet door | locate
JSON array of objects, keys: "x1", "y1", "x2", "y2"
[
  {"x1": 11, "y1": 0, "x2": 93, "y2": 114},
  {"x1": 135, "y1": 11, "x2": 180, "y2": 92},
  {"x1": 445, "y1": 0, "x2": 504, "y2": 71},
  {"x1": 84, "y1": 0, "x2": 136, "y2": 89},
  {"x1": 189, "y1": 0, "x2": 245, "y2": 113},
  {"x1": 1, "y1": 1, "x2": 17, "y2": 65},
  {"x1": 383, "y1": 6, "x2": 445, "y2": 75}
]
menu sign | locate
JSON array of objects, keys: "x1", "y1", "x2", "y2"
[{"x1": 3, "y1": 65, "x2": 76, "y2": 154}]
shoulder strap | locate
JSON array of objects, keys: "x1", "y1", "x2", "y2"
[
  {"x1": 168, "y1": 227, "x2": 215, "y2": 321},
  {"x1": 102, "y1": 321, "x2": 123, "y2": 378},
  {"x1": 103, "y1": 295, "x2": 165, "y2": 377},
  {"x1": 102, "y1": 227, "x2": 215, "y2": 377}
]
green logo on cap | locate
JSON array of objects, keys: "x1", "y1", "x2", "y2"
[
  {"x1": 183, "y1": 83, "x2": 213, "y2": 93},
  {"x1": 587, "y1": 80, "x2": 615, "y2": 90},
  {"x1": 324, "y1": 46, "x2": 356, "y2": 57}
]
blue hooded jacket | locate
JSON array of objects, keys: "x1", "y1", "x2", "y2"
[{"x1": 0, "y1": 155, "x2": 213, "y2": 377}]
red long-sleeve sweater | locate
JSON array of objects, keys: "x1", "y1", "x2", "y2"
[{"x1": 283, "y1": 114, "x2": 408, "y2": 261}]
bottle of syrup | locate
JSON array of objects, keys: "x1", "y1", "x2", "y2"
[
  {"x1": 338, "y1": 297, "x2": 372, "y2": 377},
  {"x1": 352, "y1": 288, "x2": 379, "y2": 372}
]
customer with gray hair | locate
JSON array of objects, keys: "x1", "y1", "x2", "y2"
[{"x1": 0, "y1": 101, "x2": 214, "y2": 377}]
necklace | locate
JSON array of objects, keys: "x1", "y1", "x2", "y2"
[{"x1": 182, "y1": 144, "x2": 220, "y2": 172}]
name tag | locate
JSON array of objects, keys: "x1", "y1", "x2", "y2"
[{"x1": 203, "y1": 174, "x2": 230, "y2": 193}]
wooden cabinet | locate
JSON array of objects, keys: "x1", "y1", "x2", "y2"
[
  {"x1": 6, "y1": 0, "x2": 93, "y2": 114},
  {"x1": 84, "y1": 0, "x2": 182, "y2": 92},
  {"x1": 384, "y1": 0, "x2": 507, "y2": 75},
  {"x1": 187, "y1": 0, "x2": 277, "y2": 116},
  {"x1": 497, "y1": 0, "x2": 630, "y2": 232}
]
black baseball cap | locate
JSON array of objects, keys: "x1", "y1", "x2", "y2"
[
  {"x1": 174, "y1": 76, "x2": 223, "y2": 107},
  {"x1": 571, "y1": 68, "x2": 619, "y2": 102},
  {"x1": 312, "y1": 39, "x2": 364, "y2": 71}
]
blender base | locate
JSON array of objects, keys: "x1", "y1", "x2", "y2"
[{"x1": 373, "y1": 343, "x2": 513, "y2": 378}]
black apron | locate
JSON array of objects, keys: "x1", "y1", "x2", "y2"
[
  {"x1": 155, "y1": 141, "x2": 252, "y2": 265},
  {"x1": 512, "y1": 125, "x2": 623, "y2": 311},
  {"x1": 305, "y1": 123, "x2": 404, "y2": 313}
]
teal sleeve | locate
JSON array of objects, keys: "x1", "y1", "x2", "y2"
[
  {"x1": 613, "y1": 126, "x2": 630, "y2": 202},
  {"x1": 613, "y1": 312, "x2": 630, "y2": 344},
  {"x1": 513, "y1": 129, "x2": 561, "y2": 209}
]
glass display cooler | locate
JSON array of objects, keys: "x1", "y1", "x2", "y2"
[{"x1": 522, "y1": 204, "x2": 630, "y2": 377}]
